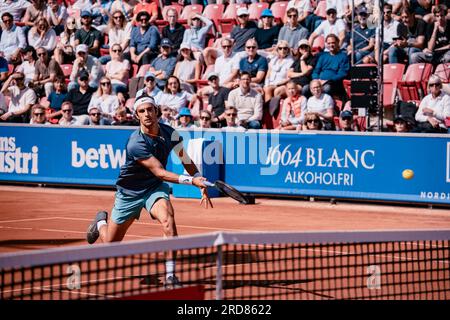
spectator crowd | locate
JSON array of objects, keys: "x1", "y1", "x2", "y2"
[{"x1": 0, "y1": 0, "x2": 449, "y2": 133}]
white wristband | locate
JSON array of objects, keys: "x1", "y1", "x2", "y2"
[
  {"x1": 178, "y1": 175, "x2": 193, "y2": 185},
  {"x1": 193, "y1": 172, "x2": 202, "y2": 178}
]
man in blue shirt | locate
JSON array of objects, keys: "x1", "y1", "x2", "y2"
[
  {"x1": 86, "y1": 96, "x2": 212, "y2": 287},
  {"x1": 129, "y1": 11, "x2": 161, "y2": 66},
  {"x1": 311, "y1": 34, "x2": 350, "y2": 97},
  {"x1": 232, "y1": 39, "x2": 268, "y2": 90},
  {"x1": 150, "y1": 38, "x2": 177, "y2": 90},
  {"x1": 348, "y1": 8, "x2": 375, "y2": 65}
]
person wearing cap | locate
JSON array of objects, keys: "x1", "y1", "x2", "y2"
[
  {"x1": 254, "y1": 9, "x2": 281, "y2": 52},
  {"x1": 393, "y1": 115, "x2": 413, "y2": 133},
  {"x1": 136, "y1": 71, "x2": 163, "y2": 105},
  {"x1": 0, "y1": 72, "x2": 37, "y2": 123},
  {"x1": 278, "y1": 8, "x2": 309, "y2": 52},
  {"x1": 181, "y1": 12, "x2": 213, "y2": 54},
  {"x1": 308, "y1": 5, "x2": 347, "y2": 49},
  {"x1": 27, "y1": 17, "x2": 57, "y2": 53},
  {"x1": 337, "y1": 110, "x2": 358, "y2": 132},
  {"x1": 347, "y1": 8, "x2": 375, "y2": 65},
  {"x1": 175, "y1": 106, "x2": 195, "y2": 128},
  {"x1": 129, "y1": 10, "x2": 161, "y2": 65},
  {"x1": 287, "y1": 39, "x2": 316, "y2": 97},
  {"x1": 0, "y1": 12, "x2": 26, "y2": 63},
  {"x1": 162, "y1": 8, "x2": 186, "y2": 52},
  {"x1": 133, "y1": 0, "x2": 159, "y2": 25},
  {"x1": 64, "y1": 69, "x2": 97, "y2": 116},
  {"x1": 15, "y1": 46, "x2": 37, "y2": 86},
  {"x1": 74, "y1": 10, "x2": 102, "y2": 58},
  {"x1": 230, "y1": 7, "x2": 258, "y2": 53},
  {"x1": 204, "y1": 71, "x2": 230, "y2": 127},
  {"x1": 86, "y1": 95, "x2": 212, "y2": 290},
  {"x1": 32, "y1": 47, "x2": 64, "y2": 98},
  {"x1": 174, "y1": 43, "x2": 202, "y2": 94},
  {"x1": 414, "y1": 75, "x2": 450, "y2": 133},
  {"x1": 149, "y1": 38, "x2": 177, "y2": 89},
  {"x1": 69, "y1": 44, "x2": 103, "y2": 91}
]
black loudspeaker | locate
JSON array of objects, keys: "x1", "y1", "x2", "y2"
[
  {"x1": 350, "y1": 66, "x2": 378, "y2": 79},
  {"x1": 350, "y1": 81, "x2": 378, "y2": 95}
]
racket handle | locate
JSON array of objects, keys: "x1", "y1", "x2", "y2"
[{"x1": 203, "y1": 181, "x2": 215, "y2": 187}]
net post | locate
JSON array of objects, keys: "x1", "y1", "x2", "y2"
[{"x1": 215, "y1": 244, "x2": 223, "y2": 300}]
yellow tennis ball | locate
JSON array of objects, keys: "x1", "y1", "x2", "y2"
[{"x1": 402, "y1": 169, "x2": 414, "y2": 180}]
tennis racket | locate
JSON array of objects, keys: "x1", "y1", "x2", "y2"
[{"x1": 203, "y1": 180, "x2": 250, "y2": 204}]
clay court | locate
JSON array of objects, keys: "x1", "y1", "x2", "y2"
[{"x1": 1, "y1": 185, "x2": 449, "y2": 253}]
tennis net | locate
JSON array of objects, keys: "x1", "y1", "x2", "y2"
[{"x1": 0, "y1": 230, "x2": 449, "y2": 300}]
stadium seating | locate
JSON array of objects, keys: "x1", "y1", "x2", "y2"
[
  {"x1": 397, "y1": 63, "x2": 433, "y2": 102},
  {"x1": 203, "y1": 4, "x2": 225, "y2": 34},
  {"x1": 383, "y1": 63, "x2": 405, "y2": 83},
  {"x1": 434, "y1": 63, "x2": 450, "y2": 83},
  {"x1": 270, "y1": 1, "x2": 289, "y2": 23},
  {"x1": 314, "y1": 0, "x2": 327, "y2": 19},
  {"x1": 248, "y1": 2, "x2": 269, "y2": 20}
]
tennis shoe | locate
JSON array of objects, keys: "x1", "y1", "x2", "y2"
[
  {"x1": 164, "y1": 275, "x2": 182, "y2": 289},
  {"x1": 86, "y1": 211, "x2": 107, "y2": 244}
]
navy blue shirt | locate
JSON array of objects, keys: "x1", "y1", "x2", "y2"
[
  {"x1": 353, "y1": 25, "x2": 375, "y2": 51},
  {"x1": 48, "y1": 91, "x2": 67, "y2": 111},
  {"x1": 130, "y1": 25, "x2": 161, "y2": 55},
  {"x1": 116, "y1": 124, "x2": 183, "y2": 197},
  {"x1": 239, "y1": 54, "x2": 269, "y2": 78}
]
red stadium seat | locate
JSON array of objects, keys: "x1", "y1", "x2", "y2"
[
  {"x1": 314, "y1": 0, "x2": 327, "y2": 19},
  {"x1": 222, "y1": 3, "x2": 247, "y2": 19},
  {"x1": 180, "y1": 4, "x2": 204, "y2": 20},
  {"x1": 248, "y1": 2, "x2": 269, "y2": 20},
  {"x1": 311, "y1": 35, "x2": 325, "y2": 53},
  {"x1": 60, "y1": 64, "x2": 73, "y2": 78},
  {"x1": 434, "y1": 63, "x2": 450, "y2": 83},
  {"x1": 397, "y1": 63, "x2": 433, "y2": 101},
  {"x1": 203, "y1": 4, "x2": 225, "y2": 33},
  {"x1": 161, "y1": 4, "x2": 183, "y2": 20},
  {"x1": 383, "y1": 81, "x2": 398, "y2": 108},
  {"x1": 270, "y1": 1, "x2": 289, "y2": 23},
  {"x1": 383, "y1": 63, "x2": 405, "y2": 83},
  {"x1": 137, "y1": 64, "x2": 151, "y2": 77}
]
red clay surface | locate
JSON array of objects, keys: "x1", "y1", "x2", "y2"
[{"x1": 0, "y1": 185, "x2": 449, "y2": 253}]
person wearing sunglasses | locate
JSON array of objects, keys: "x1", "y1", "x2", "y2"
[
  {"x1": 74, "y1": 10, "x2": 102, "y2": 58},
  {"x1": 105, "y1": 44, "x2": 130, "y2": 104},
  {"x1": 88, "y1": 106, "x2": 111, "y2": 125},
  {"x1": 223, "y1": 106, "x2": 244, "y2": 130},
  {"x1": 254, "y1": 9, "x2": 281, "y2": 54},
  {"x1": 302, "y1": 112, "x2": 323, "y2": 131},
  {"x1": 278, "y1": 8, "x2": 309, "y2": 54},
  {"x1": 196, "y1": 110, "x2": 212, "y2": 129},
  {"x1": 230, "y1": 7, "x2": 257, "y2": 53},
  {"x1": 107, "y1": 10, "x2": 132, "y2": 59},
  {"x1": 305, "y1": 79, "x2": 335, "y2": 130},
  {"x1": 173, "y1": 43, "x2": 202, "y2": 94},
  {"x1": 286, "y1": 0, "x2": 318, "y2": 33},
  {"x1": 133, "y1": 0, "x2": 158, "y2": 25},
  {"x1": 414, "y1": 75, "x2": 450, "y2": 133},
  {"x1": 136, "y1": 71, "x2": 163, "y2": 106},
  {"x1": 32, "y1": 47, "x2": 65, "y2": 98},
  {"x1": 0, "y1": 72, "x2": 37, "y2": 123},
  {"x1": 0, "y1": 0, "x2": 29, "y2": 23},
  {"x1": 87, "y1": 76, "x2": 119, "y2": 122},
  {"x1": 161, "y1": 8, "x2": 186, "y2": 52},
  {"x1": 129, "y1": 10, "x2": 160, "y2": 66},
  {"x1": 0, "y1": 12, "x2": 26, "y2": 63},
  {"x1": 29, "y1": 104, "x2": 49, "y2": 125},
  {"x1": 181, "y1": 12, "x2": 213, "y2": 60},
  {"x1": 27, "y1": 17, "x2": 57, "y2": 53},
  {"x1": 58, "y1": 101, "x2": 89, "y2": 125},
  {"x1": 54, "y1": 16, "x2": 78, "y2": 65}
]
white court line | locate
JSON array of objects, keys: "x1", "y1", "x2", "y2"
[{"x1": 0, "y1": 217, "x2": 57, "y2": 224}]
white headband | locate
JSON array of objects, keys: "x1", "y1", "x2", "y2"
[{"x1": 133, "y1": 96, "x2": 156, "y2": 113}]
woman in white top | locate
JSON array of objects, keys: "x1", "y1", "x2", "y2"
[
  {"x1": 415, "y1": 75, "x2": 450, "y2": 133},
  {"x1": 105, "y1": 43, "x2": 130, "y2": 105},
  {"x1": 158, "y1": 76, "x2": 198, "y2": 115},
  {"x1": 16, "y1": 46, "x2": 38, "y2": 86},
  {"x1": 27, "y1": 17, "x2": 57, "y2": 53},
  {"x1": 264, "y1": 40, "x2": 294, "y2": 103},
  {"x1": 87, "y1": 76, "x2": 120, "y2": 121},
  {"x1": 173, "y1": 43, "x2": 202, "y2": 94},
  {"x1": 108, "y1": 10, "x2": 132, "y2": 54},
  {"x1": 45, "y1": 0, "x2": 68, "y2": 35},
  {"x1": 54, "y1": 16, "x2": 78, "y2": 65},
  {"x1": 306, "y1": 79, "x2": 335, "y2": 130}
]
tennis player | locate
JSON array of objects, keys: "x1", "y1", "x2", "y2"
[{"x1": 86, "y1": 95, "x2": 213, "y2": 288}]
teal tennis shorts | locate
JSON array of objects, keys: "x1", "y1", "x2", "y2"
[{"x1": 111, "y1": 183, "x2": 171, "y2": 224}]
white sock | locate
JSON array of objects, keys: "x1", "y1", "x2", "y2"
[
  {"x1": 96, "y1": 220, "x2": 107, "y2": 231},
  {"x1": 165, "y1": 260, "x2": 175, "y2": 279}
]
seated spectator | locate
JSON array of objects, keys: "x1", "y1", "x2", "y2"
[
  {"x1": 174, "y1": 107, "x2": 195, "y2": 129},
  {"x1": 64, "y1": 70, "x2": 96, "y2": 116},
  {"x1": 310, "y1": 34, "x2": 350, "y2": 98},
  {"x1": 197, "y1": 110, "x2": 212, "y2": 129},
  {"x1": 149, "y1": 38, "x2": 177, "y2": 90},
  {"x1": 133, "y1": 0, "x2": 158, "y2": 25},
  {"x1": 29, "y1": 104, "x2": 49, "y2": 124},
  {"x1": 393, "y1": 114, "x2": 413, "y2": 133},
  {"x1": 110, "y1": 0, "x2": 134, "y2": 23},
  {"x1": 302, "y1": 112, "x2": 323, "y2": 131},
  {"x1": 161, "y1": 8, "x2": 186, "y2": 52},
  {"x1": 158, "y1": 105, "x2": 175, "y2": 127},
  {"x1": 31, "y1": 48, "x2": 64, "y2": 98},
  {"x1": 0, "y1": 72, "x2": 37, "y2": 123},
  {"x1": 226, "y1": 71, "x2": 263, "y2": 129},
  {"x1": 16, "y1": 46, "x2": 38, "y2": 86},
  {"x1": 337, "y1": 110, "x2": 359, "y2": 131},
  {"x1": 0, "y1": 56, "x2": 8, "y2": 85},
  {"x1": 45, "y1": 0, "x2": 68, "y2": 35},
  {"x1": 28, "y1": 17, "x2": 57, "y2": 53},
  {"x1": 202, "y1": 72, "x2": 230, "y2": 128},
  {"x1": 23, "y1": 0, "x2": 47, "y2": 29},
  {"x1": 221, "y1": 105, "x2": 244, "y2": 130},
  {"x1": 75, "y1": 10, "x2": 102, "y2": 58},
  {"x1": 230, "y1": 7, "x2": 258, "y2": 53},
  {"x1": 128, "y1": 11, "x2": 160, "y2": 66},
  {"x1": 88, "y1": 106, "x2": 111, "y2": 126},
  {"x1": 373, "y1": 3, "x2": 403, "y2": 64},
  {"x1": 254, "y1": 9, "x2": 281, "y2": 54},
  {"x1": 111, "y1": 106, "x2": 137, "y2": 126},
  {"x1": 0, "y1": 0, "x2": 30, "y2": 23},
  {"x1": 46, "y1": 76, "x2": 67, "y2": 121},
  {"x1": 54, "y1": 16, "x2": 78, "y2": 65},
  {"x1": 173, "y1": 43, "x2": 202, "y2": 94},
  {"x1": 306, "y1": 79, "x2": 335, "y2": 130},
  {"x1": 287, "y1": 39, "x2": 317, "y2": 97},
  {"x1": 414, "y1": 75, "x2": 450, "y2": 133},
  {"x1": 88, "y1": 76, "x2": 120, "y2": 121},
  {"x1": 0, "y1": 12, "x2": 26, "y2": 63},
  {"x1": 264, "y1": 40, "x2": 294, "y2": 104},
  {"x1": 105, "y1": 44, "x2": 130, "y2": 104},
  {"x1": 347, "y1": 8, "x2": 375, "y2": 65},
  {"x1": 309, "y1": 5, "x2": 347, "y2": 50},
  {"x1": 136, "y1": 71, "x2": 163, "y2": 105},
  {"x1": 107, "y1": 10, "x2": 132, "y2": 58},
  {"x1": 69, "y1": 44, "x2": 103, "y2": 90},
  {"x1": 181, "y1": 12, "x2": 213, "y2": 60},
  {"x1": 158, "y1": 75, "x2": 197, "y2": 115},
  {"x1": 278, "y1": 80, "x2": 306, "y2": 130},
  {"x1": 232, "y1": 39, "x2": 268, "y2": 91},
  {"x1": 411, "y1": 5, "x2": 450, "y2": 65},
  {"x1": 209, "y1": 38, "x2": 240, "y2": 89},
  {"x1": 89, "y1": 1, "x2": 113, "y2": 34},
  {"x1": 278, "y1": 8, "x2": 309, "y2": 55},
  {"x1": 58, "y1": 101, "x2": 89, "y2": 125}
]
